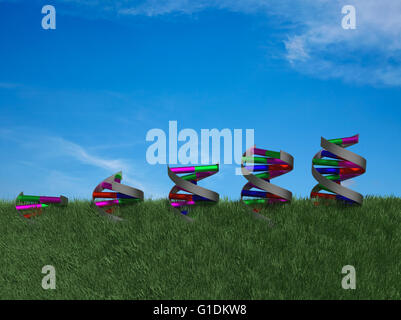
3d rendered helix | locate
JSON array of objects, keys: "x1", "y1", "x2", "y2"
[
  {"x1": 15, "y1": 192, "x2": 68, "y2": 219},
  {"x1": 92, "y1": 171, "x2": 144, "y2": 221},
  {"x1": 311, "y1": 134, "x2": 366, "y2": 205},
  {"x1": 168, "y1": 164, "x2": 219, "y2": 221},
  {"x1": 241, "y1": 146, "x2": 294, "y2": 222}
]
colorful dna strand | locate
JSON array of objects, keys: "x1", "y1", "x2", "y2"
[
  {"x1": 168, "y1": 165, "x2": 219, "y2": 218},
  {"x1": 241, "y1": 146, "x2": 294, "y2": 216},
  {"x1": 92, "y1": 171, "x2": 144, "y2": 220},
  {"x1": 15, "y1": 192, "x2": 68, "y2": 219},
  {"x1": 311, "y1": 134, "x2": 366, "y2": 205}
]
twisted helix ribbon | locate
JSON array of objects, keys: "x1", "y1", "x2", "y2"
[
  {"x1": 15, "y1": 192, "x2": 68, "y2": 219},
  {"x1": 241, "y1": 146, "x2": 294, "y2": 222},
  {"x1": 168, "y1": 165, "x2": 219, "y2": 221},
  {"x1": 92, "y1": 171, "x2": 144, "y2": 221},
  {"x1": 311, "y1": 134, "x2": 366, "y2": 204}
]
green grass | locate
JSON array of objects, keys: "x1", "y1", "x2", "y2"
[{"x1": 1, "y1": 197, "x2": 400, "y2": 299}]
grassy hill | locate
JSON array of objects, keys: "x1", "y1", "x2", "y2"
[{"x1": 1, "y1": 197, "x2": 400, "y2": 299}]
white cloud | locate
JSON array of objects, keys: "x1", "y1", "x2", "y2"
[
  {"x1": 284, "y1": 36, "x2": 310, "y2": 63},
  {"x1": 5, "y1": 0, "x2": 401, "y2": 86},
  {"x1": 117, "y1": 0, "x2": 401, "y2": 86},
  {"x1": 280, "y1": 0, "x2": 401, "y2": 86}
]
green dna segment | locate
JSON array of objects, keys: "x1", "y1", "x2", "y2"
[
  {"x1": 15, "y1": 192, "x2": 68, "y2": 219},
  {"x1": 241, "y1": 146, "x2": 294, "y2": 215},
  {"x1": 168, "y1": 165, "x2": 219, "y2": 218},
  {"x1": 92, "y1": 171, "x2": 144, "y2": 221},
  {"x1": 311, "y1": 134, "x2": 366, "y2": 204}
]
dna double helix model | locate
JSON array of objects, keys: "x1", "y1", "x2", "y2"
[
  {"x1": 241, "y1": 146, "x2": 294, "y2": 221},
  {"x1": 92, "y1": 171, "x2": 144, "y2": 221},
  {"x1": 311, "y1": 134, "x2": 366, "y2": 204},
  {"x1": 168, "y1": 165, "x2": 219, "y2": 221},
  {"x1": 15, "y1": 192, "x2": 68, "y2": 219},
  {"x1": 12, "y1": 135, "x2": 369, "y2": 222}
]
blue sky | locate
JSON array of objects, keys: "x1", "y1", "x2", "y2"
[{"x1": 1, "y1": 0, "x2": 400, "y2": 200}]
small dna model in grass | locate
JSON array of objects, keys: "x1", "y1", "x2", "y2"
[
  {"x1": 311, "y1": 134, "x2": 366, "y2": 205},
  {"x1": 241, "y1": 146, "x2": 294, "y2": 222},
  {"x1": 15, "y1": 192, "x2": 68, "y2": 219},
  {"x1": 168, "y1": 165, "x2": 219, "y2": 221},
  {"x1": 92, "y1": 171, "x2": 144, "y2": 221}
]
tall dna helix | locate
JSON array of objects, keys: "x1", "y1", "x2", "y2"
[
  {"x1": 241, "y1": 146, "x2": 294, "y2": 223},
  {"x1": 311, "y1": 134, "x2": 366, "y2": 205}
]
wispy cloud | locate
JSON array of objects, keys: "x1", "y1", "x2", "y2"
[
  {"x1": 48, "y1": 137, "x2": 157, "y2": 194},
  {"x1": 284, "y1": 35, "x2": 310, "y2": 63},
  {"x1": 0, "y1": 82, "x2": 20, "y2": 89},
  {"x1": 0, "y1": 128, "x2": 131, "y2": 173},
  {"x1": 5, "y1": 0, "x2": 401, "y2": 85},
  {"x1": 119, "y1": 0, "x2": 401, "y2": 87},
  {"x1": 0, "y1": 128, "x2": 167, "y2": 198},
  {"x1": 120, "y1": 0, "x2": 401, "y2": 86},
  {"x1": 49, "y1": 136, "x2": 130, "y2": 173},
  {"x1": 280, "y1": 0, "x2": 401, "y2": 86},
  {"x1": 118, "y1": 0, "x2": 208, "y2": 16}
]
